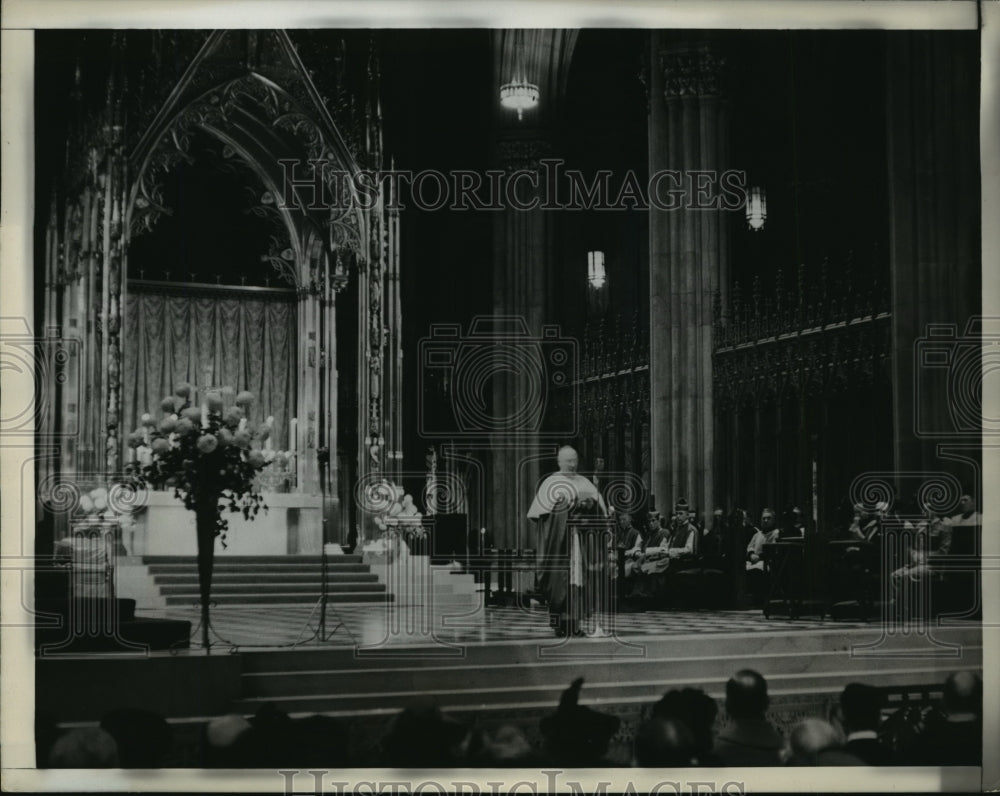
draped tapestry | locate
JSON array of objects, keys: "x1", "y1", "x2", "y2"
[{"x1": 123, "y1": 288, "x2": 297, "y2": 452}]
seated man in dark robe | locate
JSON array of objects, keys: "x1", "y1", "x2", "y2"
[
  {"x1": 615, "y1": 511, "x2": 645, "y2": 604},
  {"x1": 635, "y1": 499, "x2": 697, "y2": 606}
]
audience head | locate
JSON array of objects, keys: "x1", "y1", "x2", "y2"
[
  {"x1": 467, "y1": 724, "x2": 537, "y2": 766},
  {"x1": 760, "y1": 509, "x2": 776, "y2": 530},
  {"x1": 202, "y1": 714, "x2": 253, "y2": 767},
  {"x1": 48, "y1": 727, "x2": 120, "y2": 768},
  {"x1": 647, "y1": 510, "x2": 662, "y2": 531},
  {"x1": 290, "y1": 714, "x2": 350, "y2": 767},
  {"x1": 35, "y1": 709, "x2": 61, "y2": 767},
  {"x1": 619, "y1": 512, "x2": 633, "y2": 528},
  {"x1": 786, "y1": 718, "x2": 846, "y2": 765},
  {"x1": 958, "y1": 494, "x2": 976, "y2": 516},
  {"x1": 100, "y1": 707, "x2": 172, "y2": 768},
  {"x1": 541, "y1": 678, "x2": 621, "y2": 766},
  {"x1": 653, "y1": 688, "x2": 718, "y2": 757},
  {"x1": 725, "y1": 669, "x2": 769, "y2": 720},
  {"x1": 382, "y1": 697, "x2": 469, "y2": 768},
  {"x1": 943, "y1": 671, "x2": 982, "y2": 717},
  {"x1": 245, "y1": 703, "x2": 296, "y2": 766},
  {"x1": 839, "y1": 683, "x2": 883, "y2": 733},
  {"x1": 634, "y1": 718, "x2": 696, "y2": 766}
]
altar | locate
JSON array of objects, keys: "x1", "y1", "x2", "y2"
[{"x1": 126, "y1": 491, "x2": 324, "y2": 556}]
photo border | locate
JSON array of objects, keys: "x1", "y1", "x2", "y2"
[{"x1": 2, "y1": 0, "x2": 996, "y2": 792}]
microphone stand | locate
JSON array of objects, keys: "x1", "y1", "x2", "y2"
[{"x1": 293, "y1": 447, "x2": 353, "y2": 645}]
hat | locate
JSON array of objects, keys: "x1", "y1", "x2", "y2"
[
  {"x1": 206, "y1": 715, "x2": 251, "y2": 749},
  {"x1": 540, "y1": 678, "x2": 621, "y2": 760},
  {"x1": 674, "y1": 498, "x2": 690, "y2": 513}
]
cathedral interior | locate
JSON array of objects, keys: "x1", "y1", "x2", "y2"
[
  {"x1": 19, "y1": 21, "x2": 991, "y2": 777},
  {"x1": 34, "y1": 28, "x2": 981, "y2": 550}
]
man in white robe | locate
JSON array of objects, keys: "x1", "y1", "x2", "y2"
[{"x1": 527, "y1": 446, "x2": 607, "y2": 637}]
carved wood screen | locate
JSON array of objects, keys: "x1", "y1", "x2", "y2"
[{"x1": 712, "y1": 254, "x2": 894, "y2": 529}]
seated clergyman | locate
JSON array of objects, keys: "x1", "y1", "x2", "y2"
[
  {"x1": 632, "y1": 500, "x2": 697, "y2": 604},
  {"x1": 891, "y1": 493, "x2": 982, "y2": 599},
  {"x1": 616, "y1": 512, "x2": 644, "y2": 579},
  {"x1": 744, "y1": 508, "x2": 778, "y2": 606}
]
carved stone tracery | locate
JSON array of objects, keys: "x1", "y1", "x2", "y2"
[{"x1": 660, "y1": 43, "x2": 726, "y2": 101}]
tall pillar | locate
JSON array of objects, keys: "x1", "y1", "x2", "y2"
[
  {"x1": 489, "y1": 137, "x2": 554, "y2": 551},
  {"x1": 648, "y1": 35, "x2": 729, "y2": 514},
  {"x1": 887, "y1": 32, "x2": 980, "y2": 487},
  {"x1": 488, "y1": 30, "x2": 576, "y2": 551}
]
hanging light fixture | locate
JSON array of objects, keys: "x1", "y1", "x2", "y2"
[
  {"x1": 587, "y1": 250, "x2": 607, "y2": 289},
  {"x1": 746, "y1": 186, "x2": 767, "y2": 231},
  {"x1": 499, "y1": 29, "x2": 539, "y2": 121}
]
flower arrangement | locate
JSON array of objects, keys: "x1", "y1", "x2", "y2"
[
  {"x1": 125, "y1": 382, "x2": 274, "y2": 650},
  {"x1": 127, "y1": 383, "x2": 272, "y2": 545}
]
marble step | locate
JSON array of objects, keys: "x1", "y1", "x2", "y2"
[
  {"x1": 147, "y1": 562, "x2": 372, "y2": 574},
  {"x1": 158, "y1": 582, "x2": 387, "y2": 595},
  {"x1": 163, "y1": 591, "x2": 393, "y2": 605},
  {"x1": 236, "y1": 661, "x2": 980, "y2": 716},
  {"x1": 239, "y1": 623, "x2": 981, "y2": 673},
  {"x1": 143, "y1": 555, "x2": 363, "y2": 564},
  {"x1": 239, "y1": 642, "x2": 984, "y2": 698},
  {"x1": 153, "y1": 572, "x2": 380, "y2": 584}
]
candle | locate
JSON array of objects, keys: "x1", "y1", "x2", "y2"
[
  {"x1": 201, "y1": 403, "x2": 209, "y2": 429},
  {"x1": 289, "y1": 418, "x2": 297, "y2": 454},
  {"x1": 265, "y1": 415, "x2": 274, "y2": 451}
]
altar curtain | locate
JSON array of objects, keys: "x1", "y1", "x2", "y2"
[{"x1": 123, "y1": 289, "x2": 296, "y2": 452}]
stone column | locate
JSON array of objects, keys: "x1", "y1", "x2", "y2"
[
  {"x1": 648, "y1": 35, "x2": 729, "y2": 514},
  {"x1": 489, "y1": 137, "x2": 555, "y2": 551},
  {"x1": 487, "y1": 30, "x2": 577, "y2": 552},
  {"x1": 887, "y1": 32, "x2": 980, "y2": 486}
]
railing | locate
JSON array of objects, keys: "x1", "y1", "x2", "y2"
[
  {"x1": 714, "y1": 250, "x2": 891, "y2": 351},
  {"x1": 712, "y1": 251, "x2": 893, "y2": 409},
  {"x1": 579, "y1": 312, "x2": 649, "y2": 381}
]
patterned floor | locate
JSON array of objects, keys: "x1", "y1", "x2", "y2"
[{"x1": 153, "y1": 600, "x2": 872, "y2": 651}]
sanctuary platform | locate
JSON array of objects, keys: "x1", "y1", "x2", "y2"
[{"x1": 37, "y1": 602, "x2": 981, "y2": 766}]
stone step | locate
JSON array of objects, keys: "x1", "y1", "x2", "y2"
[
  {"x1": 142, "y1": 555, "x2": 363, "y2": 564},
  {"x1": 147, "y1": 563, "x2": 371, "y2": 574},
  {"x1": 236, "y1": 662, "x2": 977, "y2": 716},
  {"x1": 239, "y1": 642, "x2": 983, "y2": 698},
  {"x1": 163, "y1": 592, "x2": 393, "y2": 605},
  {"x1": 153, "y1": 572, "x2": 380, "y2": 584},
  {"x1": 158, "y1": 582, "x2": 388, "y2": 595},
  {"x1": 239, "y1": 623, "x2": 981, "y2": 674}
]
